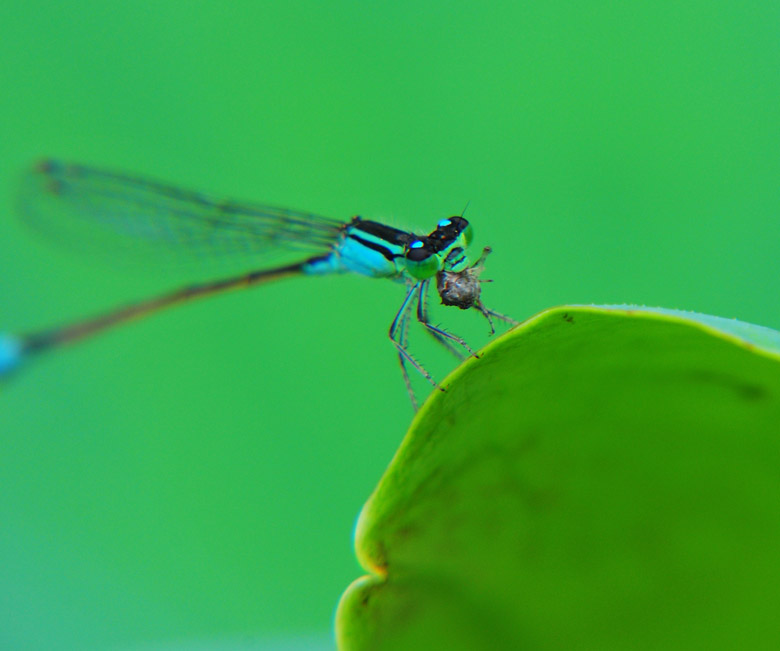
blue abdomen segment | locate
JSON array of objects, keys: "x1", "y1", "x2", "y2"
[
  {"x1": 0, "y1": 334, "x2": 23, "y2": 376},
  {"x1": 302, "y1": 253, "x2": 342, "y2": 275}
]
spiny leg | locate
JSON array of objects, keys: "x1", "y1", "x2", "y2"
[
  {"x1": 485, "y1": 308, "x2": 519, "y2": 326},
  {"x1": 389, "y1": 283, "x2": 439, "y2": 389},
  {"x1": 463, "y1": 246, "x2": 519, "y2": 335},
  {"x1": 416, "y1": 281, "x2": 479, "y2": 358},
  {"x1": 396, "y1": 294, "x2": 417, "y2": 410},
  {"x1": 475, "y1": 301, "x2": 519, "y2": 335},
  {"x1": 389, "y1": 283, "x2": 442, "y2": 397},
  {"x1": 416, "y1": 281, "x2": 465, "y2": 360}
]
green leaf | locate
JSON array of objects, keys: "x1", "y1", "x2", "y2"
[{"x1": 336, "y1": 305, "x2": 780, "y2": 650}]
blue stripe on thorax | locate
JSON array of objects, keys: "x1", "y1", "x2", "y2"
[{"x1": 303, "y1": 218, "x2": 415, "y2": 279}]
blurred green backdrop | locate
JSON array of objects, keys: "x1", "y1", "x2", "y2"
[{"x1": 1, "y1": 1, "x2": 778, "y2": 649}]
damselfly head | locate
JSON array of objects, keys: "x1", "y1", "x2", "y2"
[{"x1": 426, "y1": 216, "x2": 473, "y2": 252}]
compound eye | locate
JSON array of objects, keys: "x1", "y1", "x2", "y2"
[
  {"x1": 448, "y1": 216, "x2": 468, "y2": 231},
  {"x1": 406, "y1": 253, "x2": 440, "y2": 279},
  {"x1": 443, "y1": 217, "x2": 472, "y2": 246},
  {"x1": 461, "y1": 223, "x2": 474, "y2": 247},
  {"x1": 406, "y1": 240, "x2": 427, "y2": 260},
  {"x1": 405, "y1": 240, "x2": 440, "y2": 279},
  {"x1": 406, "y1": 240, "x2": 431, "y2": 262}
]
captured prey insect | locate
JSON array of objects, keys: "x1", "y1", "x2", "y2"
[{"x1": 0, "y1": 160, "x2": 514, "y2": 407}]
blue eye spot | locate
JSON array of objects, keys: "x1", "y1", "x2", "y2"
[
  {"x1": 410, "y1": 240, "x2": 424, "y2": 249},
  {"x1": 438, "y1": 218, "x2": 452, "y2": 228}
]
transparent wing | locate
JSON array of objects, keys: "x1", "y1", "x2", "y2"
[{"x1": 17, "y1": 160, "x2": 345, "y2": 270}]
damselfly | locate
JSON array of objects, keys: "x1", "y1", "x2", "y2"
[{"x1": 0, "y1": 160, "x2": 514, "y2": 407}]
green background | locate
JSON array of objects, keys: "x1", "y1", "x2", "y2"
[{"x1": 1, "y1": 2, "x2": 778, "y2": 649}]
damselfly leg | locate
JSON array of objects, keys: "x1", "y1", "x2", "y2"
[
  {"x1": 475, "y1": 303, "x2": 519, "y2": 335},
  {"x1": 416, "y1": 280, "x2": 478, "y2": 359},
  {"x1": 389, "y1": 282, "x2": 444, "y2": 407},
  {"x1": 390, "y1": 278, "x2": 496, "y2": 408},
  {"x1": 395, "y1": 292, "x2": 417, "y2": 410}
]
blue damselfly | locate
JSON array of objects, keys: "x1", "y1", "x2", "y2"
[{"x1": 1, "y1": 160, "x2": 514, "y2": 407}]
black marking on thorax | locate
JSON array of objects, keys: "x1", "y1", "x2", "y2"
[
  {"x1": 348, "y1": 233, "x2": 399, "y2": 262},
  {"x1": 351, "y1": 218, "x2": 417, "y2": 246}
]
